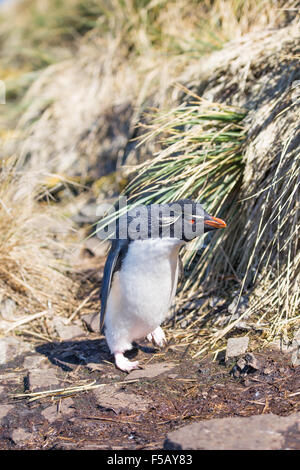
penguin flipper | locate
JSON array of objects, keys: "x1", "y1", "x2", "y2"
[{"x1": 100, "y1": 239, "x2": 129, "y2": 333}]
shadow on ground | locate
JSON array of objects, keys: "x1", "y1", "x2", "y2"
[{"x1": 36, "y1": 338, "x2": 157, "y2": 372}]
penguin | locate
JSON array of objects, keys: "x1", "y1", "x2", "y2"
[{"x1": 100, "y1": 199, "x2": 226, "y2": 372}]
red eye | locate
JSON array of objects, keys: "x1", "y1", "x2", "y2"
[{"x1": 189, "y1": 219, "x2": 196, "y2": 224}]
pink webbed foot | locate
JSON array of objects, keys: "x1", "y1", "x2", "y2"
[
  {"x1": 146, "y1": 327, "x2": 166, "y2": 348},
  {"x1": 114, "y1": 352, "x2": 142, "y2": 373}
]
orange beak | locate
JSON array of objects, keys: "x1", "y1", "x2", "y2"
[{"x1": 204, "y1": 216, "x2": 227, "y2": 229}]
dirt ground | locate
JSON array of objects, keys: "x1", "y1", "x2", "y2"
[{"x1": 0, "y1": 333, "x2": 299, "y2": 450}]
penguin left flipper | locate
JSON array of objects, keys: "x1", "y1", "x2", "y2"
[{"x1": 100, "y1": 238, "x2": 129, "y2": 333}]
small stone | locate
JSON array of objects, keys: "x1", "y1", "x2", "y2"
[
  {"x1": 0, "y1": 404, "x2": 13, "y2": 422},
  {"x1": 82, "y1": 313, "x2": 99, "y2": 333},
  {"x1": 243, "y1": 353, "x2": 261, "y2": 370},
  {"x1": 11, "y1": 428, "x2": 32, "y2": 446},
  {"x1": 41, "y1": 398, "x2": 74, "y2": 423},
  {"x1": 93, "y1": 385, "x2": 150, "y2": 412},
  {"x1": 0, "y1": 336, "x2": 32, "y2": 365},
  {"x1": 236, "y1": 357, "x2": 247, "y2": 370},
  {"x1": 23, "y1": 355, "x2": 48, "y2": 369},
  {"x1": 0, "y1": 372, "x2": 22, "y2": 385},
  {"x1": 125, "y1": 362, "x2": 176, "y2": 380},
  {"x1": 49, "y1": 316, "x2": 86, "y2": 340},
  {"x1": 232, "y1": 353, "x2": 261, "y2": 377},
  {"x1": 26, "y1": 368, "x2": 59, "y2": 392},
  {"x1": 226, "y1": 337, "x2": 249, "y2": 362}
]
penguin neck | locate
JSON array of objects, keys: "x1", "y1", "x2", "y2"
[{"x1": 129, "y1": 237, "x2": 185, "y2": 259}]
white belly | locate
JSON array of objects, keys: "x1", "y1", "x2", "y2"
[{"x1": 104, "y1": 238, "x2": 182, "y2": 353}]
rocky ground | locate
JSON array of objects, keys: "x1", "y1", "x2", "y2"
[{"x1": 0, "y1": 329, "x2": 299, "y2": 450}]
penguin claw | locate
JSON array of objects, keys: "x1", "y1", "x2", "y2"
[
  {"x1": 147, "y1": 327, "x2": 166, "y2": 348},
  {"x1": 114, "y1": 353, "x2": 141, "y2": 373}
]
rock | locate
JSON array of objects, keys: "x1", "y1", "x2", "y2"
[
  {"x1": 23, "y1": 354, "x2": 48, "y2": 369},
  {"x1": 0, "y1": 336, "x2": 32, "y2": 365},
  {"x1": 0, "y1": 372, "x2": 23, "y2": 385},
  {"x1": 231, "y1": 353, "x2": 262, "y2": 378},
  {"x1": 0, "y1": 404, "x2": 13, "y2": 422},
  {"x1": 125, "y1": 362, "x2": 176, "y2": 380},
  {"x1": 225, "y1": 337, "x2": 249, "y2": 362},
  {"x1": 93, "y1": 385, "x2": 150, "y2": 413},
  {"x1": 164, "y1": 413, "x2": 300, "y2": 450},
  {"x1": 11, "y1": 428, "x2": 32, "y2": 446},
  {"x1": 49, "y1": 316, "x2": 86, "y2": 340},
  {"x1": 26, "y1": 368, "x2": 59, "y2": 392},
  {"x1": 41, "y1": 398, "x2": 74, "y2": 423},
  {"x1": 82, "y1": 313, "x2": 99, "y2": 333}
]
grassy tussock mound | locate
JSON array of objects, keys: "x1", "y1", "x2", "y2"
[{"x1": 125, "y1": 23, "x2": 300, "y2": 350}]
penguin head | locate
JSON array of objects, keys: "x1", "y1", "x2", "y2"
[
  {"x1": 124, "y1": 198, "x2": 226, "y2": 243},
  {"x1": 157, "y1": 199, "x2": 226, "y2": 242}
]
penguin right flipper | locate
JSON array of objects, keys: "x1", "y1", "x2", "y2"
[{"x1": 100, "y1": 238, "x2": 129, "y2": 333}]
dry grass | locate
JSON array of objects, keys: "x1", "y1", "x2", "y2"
[
  {"x1": 13, "y1": 378, "x2": 139, "y2": 402},
  {"x1": 0, "y1": 161, "x2": 80, "y2": 331},
  {"x1": 2, "y1": 0, "x2": 291, "y2": 173}
]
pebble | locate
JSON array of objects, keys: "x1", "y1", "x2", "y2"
[{"x1": 225, "y1": 337, "x2": 249, "y2": 362}]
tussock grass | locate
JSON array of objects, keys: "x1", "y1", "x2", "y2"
[
  {"x1": 112, "y1": 85, "x2": 299, "y2": 352},
  {"x1": 127, "y1": 89, "x2": 246, "y2": 207},
  {"x1": 98, "y1": 89, "x2": 246, "y2": 233}
]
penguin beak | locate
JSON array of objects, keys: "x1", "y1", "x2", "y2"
[{"x1": 204, "y1": 214, "x2": 227, "y2": 230}]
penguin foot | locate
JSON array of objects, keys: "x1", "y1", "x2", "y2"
[
  {"x1": 147, "y1": 327, "x2": 166, "y2": 348},
  {"x1": 114, "y1": 352, "x2": 141, "y2": 373}
]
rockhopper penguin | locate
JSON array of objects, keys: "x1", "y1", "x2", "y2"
[{"x1": 100, "y1": 199, "x2": 226, "y2": 372}]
